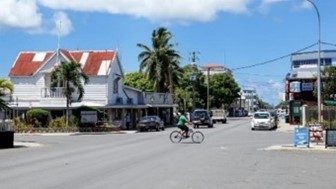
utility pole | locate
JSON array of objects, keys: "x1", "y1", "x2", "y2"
[
  {"x1": 189, "y1": 51, "x2": 200, "y2": 112},
  {"x1": 189, "y1": 51, "x2": 200, "y2": 64}
]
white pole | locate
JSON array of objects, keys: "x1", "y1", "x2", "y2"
[{"x1": 306, "y1": 0, "x2": 322, "y2": 123}]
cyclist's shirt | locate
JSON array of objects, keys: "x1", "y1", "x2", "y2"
[{"x1": 177, "y1": 115, "x2": 187, "y2": 126}]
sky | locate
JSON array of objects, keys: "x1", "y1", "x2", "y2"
[{"x1": 1, "y1": 0, "x2": 336, "y2": 106}]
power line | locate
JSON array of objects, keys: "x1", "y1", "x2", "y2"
[
  {"x1": 321, "y1": 41, "x2": 336, "y2": 47},
  {"x1": 231, "y1": 43, "x2": 317, "y2": 71},
  {"x1": 234, "y1": 72, "x2": 284, "y2": 77}
]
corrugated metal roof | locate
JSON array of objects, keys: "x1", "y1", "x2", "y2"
[{"x1": 9, "y1": 50, "x2": 116, "y2": 77}]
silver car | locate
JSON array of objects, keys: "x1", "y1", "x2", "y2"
[{"x1": 251, "y1": 111, "x2": 275, "y2": 130}]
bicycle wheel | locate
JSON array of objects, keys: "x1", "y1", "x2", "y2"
[
  {"x1": 170, "y1": 130, "x2": 183, "y2": 143},
  {"x1": 192, "y1": 131, "x2": 204, "y2": 143}
]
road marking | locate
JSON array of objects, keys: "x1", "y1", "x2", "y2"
[{"x1": 220, "y1": 146, "x2": 227, "y2": 150}]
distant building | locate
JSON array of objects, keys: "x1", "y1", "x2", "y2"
[
  {"x1": 200, "y1": 63, "x2": 232, "y2": 76},
  {"x1": 285, "y1": 50, "x2": 336, "y2": 123}
]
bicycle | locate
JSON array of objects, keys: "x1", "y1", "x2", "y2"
[{"x1": 169, "y1": 125, "x2": 205, "y2": 143}]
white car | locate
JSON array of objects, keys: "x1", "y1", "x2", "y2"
[{"x1": 251, "y1": 111, "x2": 275, "y2": 130}]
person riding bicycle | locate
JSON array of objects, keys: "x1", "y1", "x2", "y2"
[{"x1": 176, "y1": 111, "x2": 191, "y2": 138}]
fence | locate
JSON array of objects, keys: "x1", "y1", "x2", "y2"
[{"x1": 303, "y1": 105, "x2": 336, "y2": 129}]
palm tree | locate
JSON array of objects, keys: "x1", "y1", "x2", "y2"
[
  {"x1": 137, "y1": 27, "x2": 181, "y2": 93},
  {"x1": 0, "y1": 78, "x2": 14, "y2": 111},
  {"x1": 51, "y1": 61, "x2": 89, "y2": 126}
]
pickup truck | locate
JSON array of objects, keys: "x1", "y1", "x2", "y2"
[{"x1": 211, "y1": 109, "x2": 227, "y2": 124}]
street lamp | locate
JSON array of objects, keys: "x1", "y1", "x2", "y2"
[{"x1": 306, "y1": 0, "x2": 322, "y2": 123}]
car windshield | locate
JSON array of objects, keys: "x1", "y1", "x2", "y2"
[
  {"x1": 194, "y1": 111, "x2": 207, "y2": 117},
  {"x1": 254, "y1": 113, "x2": 270, "y2": 119}
]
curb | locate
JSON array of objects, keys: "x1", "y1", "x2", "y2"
[{"x1": 265, "y1": 143, "x2": 336, "y2": 152}]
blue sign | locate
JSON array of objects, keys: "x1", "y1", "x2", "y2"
[
  {"x1": 301, "y1": 82, "x2": 313, "y2": 91},
  {"x1": 294, "y1": 127, "x2": 310, "y2": 147}
]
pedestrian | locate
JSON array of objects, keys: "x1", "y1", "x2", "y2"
[{"x1": 126, "y1": 113, "x2": 131, "y2": 130}]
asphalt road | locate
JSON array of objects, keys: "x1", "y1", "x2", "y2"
[{"x1": 1, "y1": 117, "x2": 336, "y2": 189}]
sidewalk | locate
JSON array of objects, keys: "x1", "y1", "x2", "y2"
[
  {"x1": 269, "y1": 119, "x2": 336, "y2": 152},
  {"x1": 276, "y1": 118, "x2": 297, "y2": 133}
]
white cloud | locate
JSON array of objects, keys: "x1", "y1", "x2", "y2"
[
  {"x1": 37, "y1": 0, "x2": 251, "y2": 23},
  {"x1": 27, "y1": 11, "x2": 73, "y2": 36},
  {"x1": 0, "y1": 0, "x2": 252, "y2": 34},
  {"x1": 50, "y1": 12, "x2": 73, "y2": 36},
  {"x1": 0, "y1": 0, "x2": 42, "y2": 29},
  {"x1": 258, "y1": 0, "x2": 288, "y2": 14},
  {"x1": 258, "y1": 0, "x2": 312, "y2": 14}
]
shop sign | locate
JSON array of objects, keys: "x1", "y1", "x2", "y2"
[
  {"x1": 301, "y1": 82, "x2": 313, "y2": 91},
  {"x1": 289, "y1": 81, "x2": 301, "y2": 93}
]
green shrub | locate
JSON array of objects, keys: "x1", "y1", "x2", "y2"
[
  {"x1": 322, "y1": 120, "x2": 336, "y2": 130},
  {"x1": 48, "y1": 117, "x2": 67, "y2": 128},
  {"x1": 13, "y1": 117, "x2": 33, "y2": 130},
  {"x1": 69, "y1": 115, "x2": 78, "y2": 127},
  {"x1": 26, "y1": 108, "x2": 51, "y2": 127}
]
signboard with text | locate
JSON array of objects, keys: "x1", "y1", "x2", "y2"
[
  {"x1": 301, "y1": 82, "x2": 313, "y2": 91},
  {"x1": 324, "y1": 100, "x2": 336, "y2": 105},
  {"x1": 289, "y1": 81, "x2": 301, "y2": 93},
  {"x1": 326, "y1": 129, "x2": 336, "y2": 148},
  {"x1": 294, "y1": 127, "x2": 309, "y2": 147},
  {"x1": 80, "y1": 111, "x2": 98, "y2": 123}
]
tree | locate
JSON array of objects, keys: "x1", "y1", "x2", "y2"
[
  {"x1": 51, "y1": 61, "x2": 89, "y2": 126},
  {"x1": 209, "y1": 73, "x2": 240, "y2": 109},
  {"x1": 124, "y1": 72, "x2": 155, "y2": 92},
  {"x1": 0, "y1": 78, "x2": 14, "y2": 111},
  {"x1": 137, "y1": 27, "x2": 181, "y2": 93},
  {"x1": 322, "y1": 66, "x2": 336, "y2": 100},
  {"x1": 176, "y1": 64, "x2": 206, "y2": 111}
]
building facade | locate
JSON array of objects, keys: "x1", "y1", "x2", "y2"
[
  {"x1": 7, "y1": 49, "x2": 175, "y2": 128},
  {"x1": 285, "y1": 50, "x2": 336, "y2": 123}
]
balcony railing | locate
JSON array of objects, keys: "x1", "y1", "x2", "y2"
[{"x1": 41, "y1": 87, "x2": 65, "y2": 98}]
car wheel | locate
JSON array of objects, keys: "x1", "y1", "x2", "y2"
[
  {"x1": 222, "y1": 120, "x2": 227, "y2": 124},
  {"x1": 156, "y1": 124, "x2": 160, "y2": 131}
]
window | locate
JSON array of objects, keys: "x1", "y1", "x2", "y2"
[{"x1": 113, "y1": 77, "x2": 120, "y2": 94}]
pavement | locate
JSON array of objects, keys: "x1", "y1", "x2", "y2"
[{"x1": 267, "y1": 118, "x2": 336, "y2": 152}]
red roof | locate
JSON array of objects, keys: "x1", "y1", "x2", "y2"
[
  {"x1": 202, "y1": 63, "x2": 224, "y2": 68},
  {"x1": 9, "y1": 50, "x2": 116, "y2": 77}
]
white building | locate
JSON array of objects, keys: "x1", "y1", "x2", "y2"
[{"x1": 7, "y1": 49, "x2": 175, "y2": 128}]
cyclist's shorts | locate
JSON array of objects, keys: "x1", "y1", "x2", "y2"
[{"x1": 177, "y1": 125, "x2": 188, "y2": 132}]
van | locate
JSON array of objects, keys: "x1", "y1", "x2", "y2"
[{"x1": 211, "y1": 109, "x2": 227, "y2": 124}]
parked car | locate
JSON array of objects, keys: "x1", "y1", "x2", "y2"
[
  {"x1": 234, "y1": 109, "x2": 243, "y2": 117},
  {"x1": 211, "y1": 109, "x2": 227, "y2": 124},
  {"x1": 136, "y1": 115, "x2": 164, "y2": 132},
  {"x1": 251, "y1": 111, "x2": 275, "y2": 130},
  {"x1": 192, "y1": 109, "x2": 213, "y2": 128}
]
